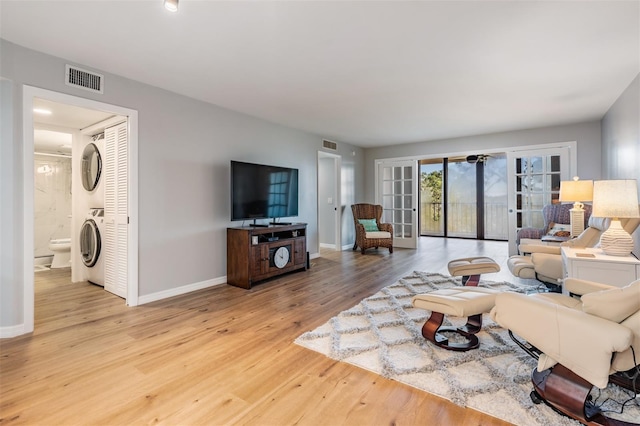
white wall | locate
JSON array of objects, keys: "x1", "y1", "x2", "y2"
[
  {"x1": 0, "y1": 39, "x2": 364, "y2": 330},
  {"x1": 601, "y1": 73, "x2": 640, "y2": 256},
  {"x1": 363, "y1": 121, "x2": 602, "y2": 202},
  {"x1": 1, "y1": 77, "x2": 22, "y2": 330},
  {"x1": 33, "y1": 153, "x2": 72, "y2": 258}
]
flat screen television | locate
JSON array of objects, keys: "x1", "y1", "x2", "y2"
[{"x1": 230, "y1": 160, "x2": 299, "y2": 223}]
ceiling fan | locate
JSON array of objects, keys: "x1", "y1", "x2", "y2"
[{"x1": 466, "y1": 154, "x2": 492, "y2": 164}]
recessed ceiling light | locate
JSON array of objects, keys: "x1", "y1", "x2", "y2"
[
  {"x1": 164, "y1": 0, "x2": 178, "y2": 12},
  {"x1": 33, "y1": 108, "x2": 52, "y2": 115}
]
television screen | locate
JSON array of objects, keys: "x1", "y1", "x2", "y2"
[{"x1": 230, "y1": 161, "x2": 299, "y2": 222}]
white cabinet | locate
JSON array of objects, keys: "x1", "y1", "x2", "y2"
[{"x1": 561, "y1": 247, "x2": 640, "y2": 289}]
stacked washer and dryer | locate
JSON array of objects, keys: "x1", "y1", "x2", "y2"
[{"x1": 80, "y1": 135, "x2": 105, "y2": 287}]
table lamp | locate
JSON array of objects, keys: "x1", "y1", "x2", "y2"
[
  {"x1": 592, "y1": 179, "x2": 640, "y2": 256},
  {"x1": 559, "y1": 177, "x2": 593, "y2": 237}
]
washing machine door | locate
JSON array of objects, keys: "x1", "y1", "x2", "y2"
[{"x1": 80, "y1": 219, "x2": 101, "y2": 267}]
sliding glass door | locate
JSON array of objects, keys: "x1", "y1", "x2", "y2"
[{"x1": 420, "y1": 154, "x2": 508, "y2": 240}]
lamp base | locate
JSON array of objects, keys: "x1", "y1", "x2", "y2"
[
  {"x1": 569, "y1": 206, "x2": 585, "y2": 237},
  {"x1": 599, "y1": 220, "x2": 634, "y2": 256}
]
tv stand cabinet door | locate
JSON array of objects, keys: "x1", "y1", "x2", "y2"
[{"x1": 293, "y1": 238, "x2": 306, "y2": 268}]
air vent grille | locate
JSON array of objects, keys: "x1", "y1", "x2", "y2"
[
  {"x1": 323, "y1": 140, "x2": 337, "y2": 150},
  {"x1": 65, "y1": 65, "x2": 104, "y2": 93}
]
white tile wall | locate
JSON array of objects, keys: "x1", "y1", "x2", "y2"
[{"x1": 34, "y1": 154, "x2": 72, "y2": 258}]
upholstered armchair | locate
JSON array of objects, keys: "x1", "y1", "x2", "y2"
[
  {"x1": 516, "y1": 203, "x2": 593, "y2": 249},
  {"x1": 490, "y1": 278, "x2": 640, "y2": 425},
  {"x1": 509, "y1": 215, "x2": 640, "y2": 288},
  {"x1": 351, "y1": 203, "x2": 393, "y2": 254}
]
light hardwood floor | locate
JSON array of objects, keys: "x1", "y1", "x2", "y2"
[{"x1": 1, "y1": 238, "x2": 537, "y2": 425}]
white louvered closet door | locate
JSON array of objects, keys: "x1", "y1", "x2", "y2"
[{"x1": 104, "y1": 121, "x2": 128, "y2": 298}]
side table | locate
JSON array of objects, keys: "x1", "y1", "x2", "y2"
[{"x1": 561, "y1": 247, "x2": 640, "y2": 293}]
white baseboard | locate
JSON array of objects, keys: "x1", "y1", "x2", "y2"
[
  {"x1": 0, "y1": 324, "x2": 27, "y2": 339},
  {"x1": 319, "y1": 243, "x2": 336, "y2": 249},
  {"x1": 137, "y1": 276, "x2": 227, "y2": 305}
]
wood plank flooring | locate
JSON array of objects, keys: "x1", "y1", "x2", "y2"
[{"x1": 1, "y1": 238, "x2": 535, "y2": 425}]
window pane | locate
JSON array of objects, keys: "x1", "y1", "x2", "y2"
[
  {"x1": 484, "y1": 154, "x2": 508, "y2": 239},
  {"x1": 419, "y1": 161, "x2": 444, "y2": 236},
  {"x1": 447, "y1": 161, "x2": 476, "y2": 238}
]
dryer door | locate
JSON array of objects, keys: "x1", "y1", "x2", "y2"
[
  {"x1": 80, "y1": 219, "x2": 101, "y2": 267},
  {"x1": 81, "y1": 142, "x2": 102, "y2": 192}
]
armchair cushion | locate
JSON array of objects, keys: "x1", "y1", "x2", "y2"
[
  {"x1": 365, "y1": 231, "x2": 392, "y2": 238},
  {"x1": 581, "y1": 280, "x2": 640, "y2": 323},
  {"x1": 357, "y1": 218, "x2": 379, "y2": 232}
]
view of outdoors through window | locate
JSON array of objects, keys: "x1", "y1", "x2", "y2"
[{"x1": 420, "y1": 154, "x2": 508, "y2": 240}]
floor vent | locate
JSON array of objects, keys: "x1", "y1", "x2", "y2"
[
  {"x1": 65, "y1": 65, "x2": 104, "y2": 94},
  {"x1": 323, "y1": 140, "x2": 337, "y2": 150}
]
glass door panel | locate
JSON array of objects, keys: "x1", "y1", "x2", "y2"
[
  {"x1": 484, "y1": 154, "x2": 508, "y2": 240},
  {"x1": 419, "y1": 161, "x2": 444, "y2": 236},
  {"x1": 447, "y1": 159, "x2": 477, "y2": 238}
]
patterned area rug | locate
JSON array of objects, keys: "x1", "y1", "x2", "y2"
[{"x1": 295, "y1": 272, "x2": 639, "y2": 426}]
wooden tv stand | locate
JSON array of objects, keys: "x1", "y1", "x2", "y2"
[{"x1": 227, "y1": 223, "x2": 307, "y2": 289}]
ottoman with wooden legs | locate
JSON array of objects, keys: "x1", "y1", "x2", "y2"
[
  {"x1": 412, "y1": 287, "x2": 499, "y2": 351},
  {"x1": 447, "y1": 256, "x2": 501, "y2": 286}
]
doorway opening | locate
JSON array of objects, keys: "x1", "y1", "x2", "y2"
[
  {"x1": 317, "y1": 151, "x2": 342, "y2": 251},
  {"x1": 22, "y1": 86, "x2": 139, "y2": 334}
]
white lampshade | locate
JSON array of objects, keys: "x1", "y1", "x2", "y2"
[
  {"x1": 559, "y1": 178, "x2": 593, "y2": 203},
  {"x1": 592, "y1": 180, "x2": 639, "y2": 218},
  {"x1": 592, "y1": 179, "x2": 639, "y2": 256}
]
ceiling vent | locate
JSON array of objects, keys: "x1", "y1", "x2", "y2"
[
  {"x1": 323, "y1": 140, "x2": 337, "y2": 150},
  {"x1": 65, "y1": 65, "x2": 104, "y2": 94}
]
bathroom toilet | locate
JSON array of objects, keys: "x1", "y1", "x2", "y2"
[{"x1": 49, "y1": 238, "x2": 71, "y2": 269}]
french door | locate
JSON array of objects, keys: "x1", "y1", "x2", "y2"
[
  {"x1": 376, "y1": 160, "x2": 418, "y2": 249},
  {"x1": 507, "y1": 146, "x2": 572, "y2": 255}
]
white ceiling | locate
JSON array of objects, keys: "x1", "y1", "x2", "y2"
[
  {"x1": 32, "y1": 98, "x2": 114, "y2": 154},
  {"x1": 2, "y1": 0, "x2": 639, "y2": 148}
]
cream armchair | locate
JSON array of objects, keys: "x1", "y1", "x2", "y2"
[
  {"x1": 509, "y1": 216, "x2": 640, "y2": 288},
  {"x1": 490, "y1": 278, "x2": 640, "y2": 425}
]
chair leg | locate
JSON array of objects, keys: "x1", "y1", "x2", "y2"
[
  {"x1": 420, "y1": 311, "x2": 480, "y2": 352},
  {"x1": 389, "y1": 246, "x2": 393, "y2": 253},
  {"x1": 361, "y1": 247, "x2": 365, "y2": 254},
  {"x1": 531, "y1": 365, "x2": 610, "y2": 425},
  {"x1": 462, "y1": 274, "x2": 480, "y2": 286},
  {"x1": 352, "y1": 242, "x2": 358, "y2": 251}
]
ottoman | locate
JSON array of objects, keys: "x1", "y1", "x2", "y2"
[
  {"x1": 507, "y1": 255, "x2": 536, "y2": 279},
  {"x1": 412, "y1": 287, "x2": 499, "y2": 351},
  {"x1": 447, "y1": 256, "x2": 501, "y2": 286}
]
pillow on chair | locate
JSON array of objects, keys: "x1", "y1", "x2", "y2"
[
  {"x1": 358, "y1": 219, "x2": 379, "y2": 232},
  {"x1": 581, "y1": 280, "x2": 640, "y2": 323}
]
